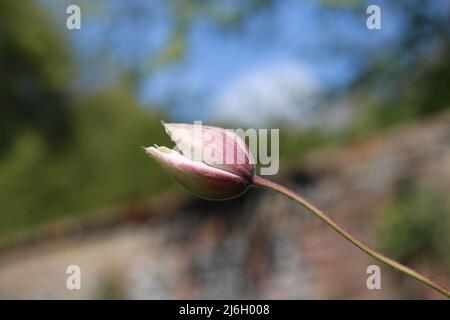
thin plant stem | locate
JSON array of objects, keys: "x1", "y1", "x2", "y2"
[{"x1": 252, "y1": 175, "x2": 450, "y2": 298}]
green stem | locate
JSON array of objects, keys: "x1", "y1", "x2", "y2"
[{"x1": 252, "y1": 175, "x2": 450, "y2": 298}]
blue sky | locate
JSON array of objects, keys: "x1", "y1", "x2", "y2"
[
  {"x1": 138, "y1": 0, "x2": 401, "y2": 124},
  {"x1": 43, "y1": 0, "x2": 405, "y2": 125}
]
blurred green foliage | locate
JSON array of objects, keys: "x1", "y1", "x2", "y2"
[
  {"x1": 0, "y1": 0, "x2": 74, "y2": 152},
  {"x1": 280, "y1": 128, "x2": 336, "y2": 162},
  {"x1": 1, "y1": 0, "x2": 449, "y2": 246},
  {"x1": 354, "y1": 0, "x2": 450, "y2": 129},
  {"x1": 98, "y1": 273, "x2": 127, "y2": 299},
  {"x1": 377, "y1": 187, "x2": 450, "y2": 268},
  {"x1": 0, "y1": 1, "x2": 174, "y2": 239},
  {"x1": 0, "y1": 87, "x2": 172, "y2": 237}
]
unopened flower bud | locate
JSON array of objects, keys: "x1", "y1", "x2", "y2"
[{"x1": 143, "y1": 122, "x2": 255, "y2": 200}]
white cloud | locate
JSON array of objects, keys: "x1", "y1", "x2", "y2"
[{"x1": 209, "y1": 60, "x2": 321, "y2": 127}]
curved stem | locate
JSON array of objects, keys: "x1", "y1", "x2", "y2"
[{"x1": 253, "y1": 175, "x2": 450, "y2": 298}]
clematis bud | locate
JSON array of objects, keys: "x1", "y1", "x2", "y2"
[{"x1": 143, "y1": 122, "x2": 255, "y2": 200}]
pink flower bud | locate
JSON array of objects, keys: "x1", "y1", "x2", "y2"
[{"x1": 143, "y1": 122, "x2": 255, "y2": 200}]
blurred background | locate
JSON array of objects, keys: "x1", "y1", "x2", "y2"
[{"x1": 0, "y1": 0, "x2": 449, "y2": 299}]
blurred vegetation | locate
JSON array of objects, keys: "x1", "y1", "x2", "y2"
[
  {"x1": 0, "y1": 1, "x2": 172, "y2": 239},
  {"x1": 0, "y1": 0, "x2": 449, "y2": 243},
  {"x1": 98, "y1": 273, "x2": 127, "y2": 299},
  {"x1": 0, "y1": 86, "x2": 172, "y2": 237},
  {"x1": 351, "y1": 0, "x2": 450, "y2": 132},
  {"x1": 377, "y1": 187, "x2": 450, "y2": 269},
  {"x1": 0, "y1": 0, "x2": 74, "y2": 152}
]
